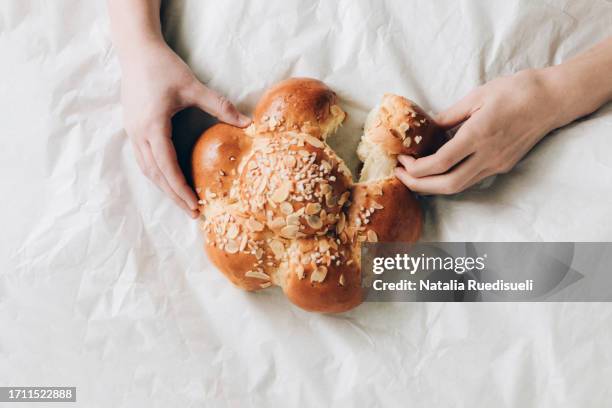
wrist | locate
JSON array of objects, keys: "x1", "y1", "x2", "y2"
[
  {"x1": 108, "y1": 0, "x2": 166, "y2": 67},
  {"x1": 512, "y1": 68, "x2": 571, "y2": 131},
  {"x1": 115, "y1": 37, "x2": 169, "y2": 70},
  {"x1": 538, "y1": 59, "x2": 612, "y2": 129},
  {"x1": 532, "y1": 67, "x2": 575, "y2": 130}
]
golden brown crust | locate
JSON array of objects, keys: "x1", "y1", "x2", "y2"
[
  {"x1": 253, "y1": 78, "x2": 346, "y2": 138},
  {"x1": 238, "y1": 132, "x2": 352, "y2": 235},
  {"x1": 365, "y1": 94, "x2": 447, "y2": 158},
  {"x1": 348, "y1": 178, "x2": 422, "y2": 244},
  {"x1": 192, "y1": 123, "x2": 251, "y2": 198},
  {"x1": 284, "y1": 238, "x2": 362, "y2": 313},
  {"x1": 200, "y1": 209, "x2": 272, "y2": 291},
  {"x1": 191, "y1": 78, "x2": 440, "y2": 313},
  {"x1": 205, "y1": 239, "x2": 262, "y2": 291}
]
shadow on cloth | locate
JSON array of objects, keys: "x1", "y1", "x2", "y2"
[{"x1": 172, "y1": 107, "x2": 217, "y2": 188}]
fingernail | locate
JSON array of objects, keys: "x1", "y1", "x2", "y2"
[{"x1": 238, "y1": 114, "x2": 252, "y2": 127}]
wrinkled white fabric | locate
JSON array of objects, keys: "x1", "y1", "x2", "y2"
[{"x1": 1, "y1": 0, "x2": 611, "y2": 406}]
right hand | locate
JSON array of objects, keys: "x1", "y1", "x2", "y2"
[{"x1": 120, "y1": 42, "x2": 251, "y2": 218}]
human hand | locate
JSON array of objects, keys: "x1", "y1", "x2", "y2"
[
  {"x1": 121, "y1": 42, "x2": 251, "y2": 218},
  {"x1": 395, "y1": 69, "x2": 563, "y2": 195}
]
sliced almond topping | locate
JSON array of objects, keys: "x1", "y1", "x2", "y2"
[
  {"x1": 269, "y1": 217, "x2": 286, "y2": 229},
  {"x1": 280, "y1": 225, "x2": 299, "y2": 239},
  {"x1": 239, "y1": 234, "x2": 248, "y2": 251},
  {"x1": 227, "y1": 224, "x2": 239, "y2": 239},
  {"x1": 305, "y1": 202, "x2": 321, "y2": 215},
  {"x1": 271, "y1": 181, "x2": 291, "y2": 202},
  {"x1": 320, "y1": 160, "x2": 332, "y2": 172},
  {"x1": 286, "y1": 213, "x2": 301, "y2": 226},
  {"x1": 269, "y1": 239, "x2": 285, "y2": 259},
  {"x1": 371, "y1": 202, "x2": 384, "y2": 210},
  {"x1": 402, "y1": 137, "x2": 412, "y2": 148},
  {"x1": 320, "y1": 209, "x2": 327, "y2": 221},
  {"x1": 280, "y1": 202, "x2": 294, "y2": 215},
  {"x1": 399, "y1": 122, "x2": 410, "y2": 134},
  {"x1": 310, "y1": 266, "x2": 328, "y2": 283},
  {"x1": 247, "y1": 219, "x2": 265, "y2": 232},
  {"x1": 245, "y1": 270, "x2": 270, "y2": 280},
  {"x1": 325, "y1": 193, "x2": 338, "y2": 207},
  {"x1": 339, "y1": 274, "x2": 345, "y2": 286},
  {"x1": 307, "y1": 215, "x2": 323, "y2": 230},
  {"x1": 256, "y1": 178, "x2": 268, "y2": 194},
  {"x1": 345, "y1": 227, "x2": 355, "y2": 241},
  {"x1": 225, "y1": 240, "x2": 239, "y2": 254},
  {"x1": 336, "y1": 213, "x2": 346, "y2": 234},
  {"x1": 295, "y1": 264, "x2": 305, "y2": 280},
  {"x1": 415, "y1": 135, "x2": 422, "y2": 144},
  {"x1": 260, "y1": 282, "x2": 272, "y2": 289},
  {"x1": 367, "y1": 230, "x2": 378, "y2": 242},
  {"x1": 318, "y1": 240, "x2": 330, "y2": 253},
  {"x1": 302, "y1": 134, "x2": 324, "y2": 148},
  {"x1": 338, "y1": 191, "x2": 350, "y2": 206}
]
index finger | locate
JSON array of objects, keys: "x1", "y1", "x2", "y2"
[
  {"x1": 395, "y1": 154, "x2": 483, "y2": 195},
  {"x1": 398, "y1": 124, "x2": 476, "y2": 178}
]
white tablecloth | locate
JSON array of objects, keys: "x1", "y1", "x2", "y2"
[{"x1": 1, "y1": 0, "x2": 611, "y2": 406}]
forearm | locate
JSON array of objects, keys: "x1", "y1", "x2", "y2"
[
  {"x1": 543, "y1": 36, "x2": 612, "y2": 128},
  {"x1": 107, "y1": 0, "x2": 164, "y2": 63}
]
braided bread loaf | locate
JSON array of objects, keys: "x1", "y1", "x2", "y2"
[{"x1": 192, "y1": 78, "x2": 445, "y2": 313}]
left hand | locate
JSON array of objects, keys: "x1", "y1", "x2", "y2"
[
  {"x1": 121, "y1": 42, "x2": 251, "y2": 218},
  {"x1": 395, "y1": 69, "x2": 563, "y2": 195}
]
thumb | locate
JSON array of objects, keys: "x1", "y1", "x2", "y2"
[
  {"x1": 435, "y1": 89, "x2": 482, "y2": 129},
  {"x1": 189, "y1": 83, "x2": 251, "y2": 127}
]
